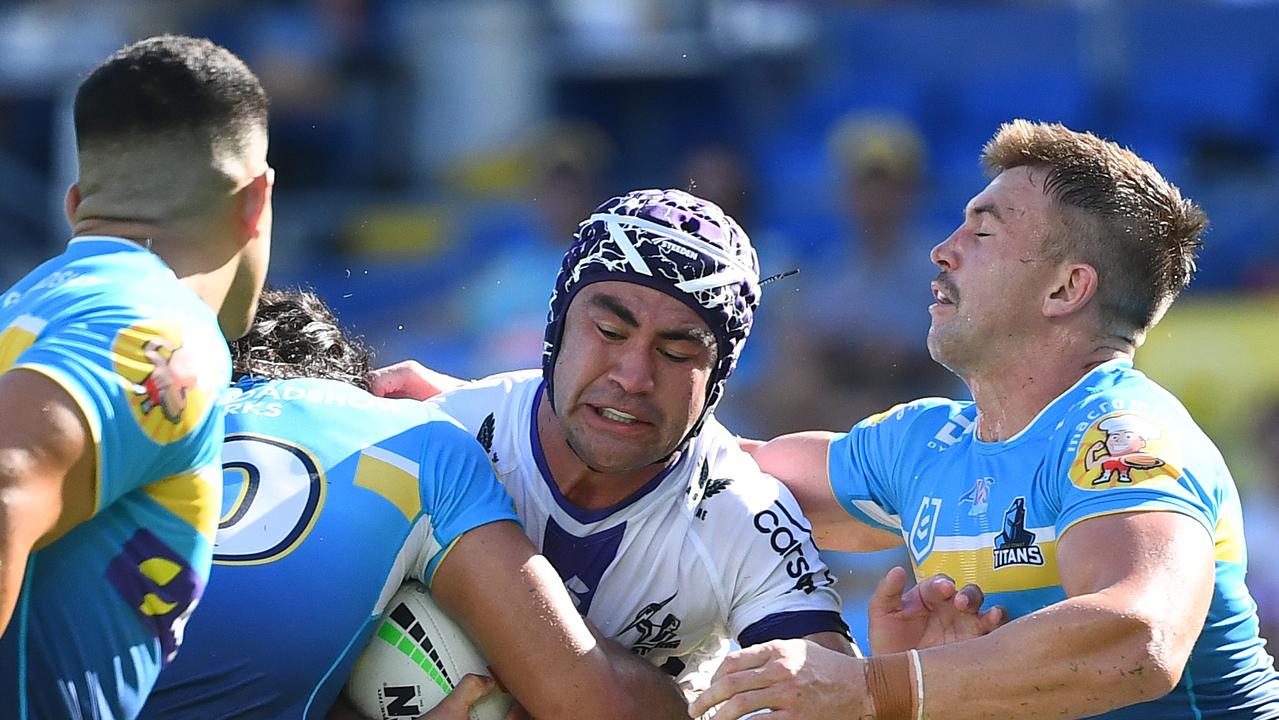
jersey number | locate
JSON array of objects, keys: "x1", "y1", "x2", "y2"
[{"x1": 214, "y1": 433, "x2": 326, "y2": 565}]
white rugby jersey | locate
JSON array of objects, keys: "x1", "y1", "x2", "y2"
[{"x1": 428, "y1": 370, "x2": 847, "y2": 680}]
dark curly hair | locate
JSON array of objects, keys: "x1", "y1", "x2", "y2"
[{"x1": 229, "y1": 288, "x2": 373, "y2": 390}]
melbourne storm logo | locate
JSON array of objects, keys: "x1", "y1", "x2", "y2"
[
  {"x1": 475, "y1": 413, "x2": 499, "y2": 465},
  {"x1": 992, "y1": 497, "x2": 1044, "y2": 569},
  {"x1": 621, "y1": 592, "x2": 682, "y2": 656},
  {"x1": 689, "y1": 461, "x2": 734, "y2": 520}
]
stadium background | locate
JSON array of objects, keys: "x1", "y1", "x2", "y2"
[{"x1": 2, "y1": 0, "x2": 1277, "y2": 653}]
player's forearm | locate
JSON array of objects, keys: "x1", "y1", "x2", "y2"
[
  {"x1": 752, "y1": 432, "x2": 837, "y2": 487},
  {"x1": 807, "y1": 630, "x2": 859, "y2": 656},
  {"x1": 915, "y1": 594, "x2": 1187, "y2": 718},
  {"x1": 594, "y1": 634, "x2": 688, "y2": 719},
  {"x1": 751, "y1": 433, "x2": 848, "y2": 540}
]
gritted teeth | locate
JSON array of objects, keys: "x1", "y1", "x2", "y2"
[
  {"x1": 932, "y1": 283, "x2": 954, "y2": 304},
  {"x1": 600, "y1": 407, "x2": 638, "y2": 424}
]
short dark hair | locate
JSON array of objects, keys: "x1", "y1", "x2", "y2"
[
  {"x1": 982, "y1": 120, "x2": 1208, "y2": 342},
  {"x1": 229, "y1": 288, "x2": 373, "y2": 390},
  {"x1": 74, "y1": 35, "x2": 268, "y2": 152}
]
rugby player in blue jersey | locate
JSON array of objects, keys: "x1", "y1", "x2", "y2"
[
  {"x1": 693, "y1": 120, "x2": 1279, "y2": 719},
  {"x1": 142, "y1": 288, "x2": 689, "y2": 720},
  {"x1": 0, "y1": 36, "x2": 272, "y2": 719}
]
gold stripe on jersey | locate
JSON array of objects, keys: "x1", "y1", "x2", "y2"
[
  {"x1": 915, "y1": 540, "x2": 1061, "y2": 594},
  {"x1": 144, "y1": 464, "x2": 222, "y2": 541},
  {"x1": 1215, "y1": 494, "x2": 1245, "y2": 564},
  {"x1": 355, "y1": 446, "x2": 421, "y2": 522},
  {"x1": 0, "y1": 314, "x2": 46, "y2": 372}
]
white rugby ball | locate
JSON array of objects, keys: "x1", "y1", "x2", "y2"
[{"x1": 346, "y1": 581, "x2": 513, "y2": 720}]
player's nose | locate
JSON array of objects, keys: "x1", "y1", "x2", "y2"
[
  {"x1": 931, "y1": 228, "x2": 960, "y2": 270},
  {"x1": 607, "y1": 341, "x2": 656, "y2": 396}
]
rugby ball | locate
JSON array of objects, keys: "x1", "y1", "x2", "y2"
[{"x1": 346, "y1": 581, "x2": 513, "y2": 720}]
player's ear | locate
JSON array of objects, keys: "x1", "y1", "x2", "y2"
[
  {"x1": 64, "y1": 183, "x2": 82, "y2": 227},
  {"x1": 237, "y1": 167, "x2": 274, "y2": 243},
  {"x1": 1043, "y1": 262, "x2": 1097, "y2": 319}
]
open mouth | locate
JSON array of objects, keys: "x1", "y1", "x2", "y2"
[
  {"x1": 931, "y1": 281, "x2": 956, "y2": 305},
  {"x1": 598, "y1": 406, "x2": 639, "y2": 424}
]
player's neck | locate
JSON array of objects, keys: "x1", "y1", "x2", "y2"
[
  {"x1": 535, "y1": 395, "x2": 670, "y2": 511},
  {"x1": 73, "y1": 218, "x2": 240, "y2": 323},
  {"x1": 965, "y1": 340, "x2": 1132, "y2": 442},
  {"x1": 71, "y1": 219, "x2": 170, "y2": 251}
]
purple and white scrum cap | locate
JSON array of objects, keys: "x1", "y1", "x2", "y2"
[{"x1": 542, "y1": 188, "x2": 761, "y2": 439}]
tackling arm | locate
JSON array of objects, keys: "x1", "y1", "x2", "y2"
[
  {"x1": 749, "y1": 432, "x2": 901, "y2": 552},
  {"x1": 910, "y1": 510, "x2": 1213, "y2": 717},
  {"x1": 430, "y1": 521, "x2": 687, "y2": 720},
  {"x1": 0, "y1": 369, "x2": 96, "y2": 634},
  {"x1": 693, "y1": 509, "x2": 1214, "y2": 719},
  {"x1": 367, "y1": 360, "x2": 466, "y2": 401}
]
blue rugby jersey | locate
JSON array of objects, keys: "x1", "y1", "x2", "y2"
[
  {"x1": 140, "y1": 376, "x2": 520, "y2": 719},
  {"x1": 0, "y1": 237, "x2": 230, "y2": 720},
  {"x1": 830, "y1": 359, "x2": 1279, "y2": 718}
]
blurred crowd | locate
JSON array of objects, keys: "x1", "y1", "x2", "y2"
[{"x1": 2, "y1": 0, "x2": 1278, "y2": 651}]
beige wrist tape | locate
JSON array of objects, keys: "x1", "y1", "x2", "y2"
[{"x1": 866, "y1": 652, "x2": 916, "y2": 720}]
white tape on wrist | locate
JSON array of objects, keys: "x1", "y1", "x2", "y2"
[{"x1": 909, "y1": 648, "x2": 924, "y2": 720}]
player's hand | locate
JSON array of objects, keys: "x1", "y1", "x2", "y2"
[
  {"x1": 688, "y1": 639, "x2": 868, "y2": 720},
  {"x1": 736, "y1": 436, "x2": 765, "y2": 455},
  {"x1": 503, "y1": 701, "x2": 531, "y2": 720},
  {"x1": 868, "y1": 566, "x2": 1007, "y2": 654},
  {"x1": 368, "y1": 360, "x2": 464, "y2": 400},
  {"x1": 415, "y1": 674, "x2": 495, "y2": 720}
]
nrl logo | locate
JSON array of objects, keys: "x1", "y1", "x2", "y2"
[{"x1": 908, "y1": 496, "x2": 943, "y2": 564}]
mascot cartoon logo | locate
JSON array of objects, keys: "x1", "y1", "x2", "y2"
[
  {"x1": 112, "y1": 321, "x2": 213, "y2": 444},
  {"x1": 138, "y1": 337, "x2": 197, "y2": 423},
  {"x1": 1069, "y1": 412, "x2": 1180, "y2": 491}
]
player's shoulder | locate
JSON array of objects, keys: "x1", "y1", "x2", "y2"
[
  {"x1": 1053, "y1": 361, "x2": 1224, "y2": 468},
  {"x1": 226, "y1": 376, "x2": 485, "y2": 474},
  {"x1": 52, "y1": 238, "x2": 196, "y2": 305},
  {"x1": 687, "y1": 417, "x2": 801, "y2": 520},
  {"x1": 435, "y1": 370, "x2": 539, "y2": 409},
  {"x1": 1056, "y1": 361, "x2": 1199, "y2": 438},
  {"x1": 429, "y1": 369, "x2": 540, "y2": 432},
  {"x1": 5, "y1": 242, "x2": 208, "y2": 328},
  {"x1": 833, "y1": 398, "x2": 976, "y2": 460},
  {"x1": 1048, "y1": 361, "x2": 1233, "y2": 503},
  {"x1": 228, "y1": 376, "x2": 436, "y2": 431},
  {"x1": 453, "y1": 368, "x2": 542, "y2": 395},
  {"x1": 853, "y1": 397, "x2": 972, "y2": 433},
  {"x1": 684, "y1": 420, "x2": 828, "y2": 588}
]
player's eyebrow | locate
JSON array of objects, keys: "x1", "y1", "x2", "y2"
[
  {"x1": 967, "y1": 203, "x2": 1004, "y2": 223},
  {"x1": 659, "y1": 326, "x2": 714, "y2": 349},
  {"x1": 591, "y1": 293, "x2": 640, "y2": 328},
  {"x1": 591, "y1": 292, "x2": 714, "y2": 348}
]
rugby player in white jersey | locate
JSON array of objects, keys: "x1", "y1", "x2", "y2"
[{"x1": 373, "y1": 189, "x2": 1006, "y2": 709}]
